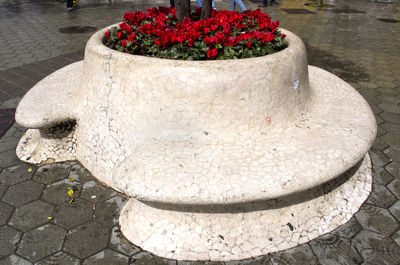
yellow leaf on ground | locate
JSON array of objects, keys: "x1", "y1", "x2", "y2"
[
  {"x1": 68, "y1": 177, "x2": 76, "y2": 182},
  {"x1": 47, "y1": 216, "x2": 53, "y2": 220},
  {"x1": 67, "y1": 188, "x2": 74, "y2": 197},
  {"x1": 27, "y1": 168, "x2": 33, "y2": 173}
]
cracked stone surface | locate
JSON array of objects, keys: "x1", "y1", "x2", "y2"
[
  {"x1": 52, "y1": 198, "x2": 94, "y2": 229},
  {"x1": 0, "y1": 163, "x2": 35, "y2": 186},
  {"x1": 33, "y1": 163, "x2": 71, "y2": 185},
  {"x1": 35, "y1": 251, "x2": 81, "y2": 265},
  {"x1": 0, "y1": 201, "x2": 13, "y2": 226},
  {"x1": 0, "y1": 0, "x2": 399, "y2": 263}
]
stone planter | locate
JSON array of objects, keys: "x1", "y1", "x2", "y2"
[{"x1": 15, "y1": 26, "x2": 376, "y2": 261}]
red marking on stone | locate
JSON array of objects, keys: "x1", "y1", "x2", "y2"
[{"x1": 266, "y1": 117, "x2": 272, "y2": 126}]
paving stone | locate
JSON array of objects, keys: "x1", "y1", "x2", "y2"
[
  {"x1": 353, "y1": 230, "x2": 400, "y2": 265},
  {"x1": 41, "y1": 179, "x2": 82, "y2": 206},
  {"x1": 0, "y1": 149, "x2": 21, "y2": 168},
  {"x1": 0, "y1": 254, "x2": 33, "y2": 265},
  {"x1": 0, "y1": 136, "x2": 20, "y2": 153},
  {"x1": 0, "y1": 226, "x2": 22, "y2": 258},
  {"x1": 309, "y1": 233, "x2": 363, "y2": 265},
  {"x1": 82, "y1": 249, "x2": 129, "y2": 265},
  {"x1": 35, "y1": 251, "x2": 81, "y2": 265},
  {"x1": 0, "y1": 201, "x2": 13, "y2": 226},
  {"x1": 8, "y1": 200, "x2": 54, "y2": 231},
  {"x1": 270, "y1": 243, "x2": 318, "y2": 264},
  {"x1": 386, "y1": 162, "x2": 400, "y2": 179},
  {"x1": 224, "y1": 255, "x2": 272, "y2": 265},
  {"x1": 381, "y1": 133, "x2": 400, "y2": 148},
  {"x1": 384, "y1": 146, "x2": 400, "y2": 163},
  {"x1": 110, "y1": 226, "x2": 140, "y2": 256},
  {"x1": 94, "y1": 195, "x2": 126, "y2": 227},
  {"x1": 355, "y1": 204, "x2": 398, "y2": 236},
  {"x1": 17, "y1": 224, "x2": 66, "y2": 263},
  {"x1": 2, "y1": 180, "x2": 43, "y2": 207},
  {"x1": 0, "y1": 184, "x2": 6, "y2": 199},
  {"x1": 381, "y1": 123, "x2": 400, "y2": 135},
  {"x1": 379, "y1": 112, "x2": 400, "y2": 124},
  {"x1": 53, "y1": 197, "x2": 94, "y2": 229},
  {"x1": 392, "y1": 229, "x2": 400, "y2": 247},
  {"x1": 33, "y1": 163, "x2": 71, "y2": 185},
  {"x1": 387, "y1": 178, "x2": 400, "y2": 199},
  {"x1": 63, "y1": 221, "x2": 110, "y2": 259},
  {"x1": 389, "y1": 200, "x2": 400, "y2": 221},
  {"x1": 80, "y1": 180, "x2": 116, "y2": 204},
  {"x1": 130, "y1": 252, "x2": 177, "y2": 265},
  {"x1": 67, "y1": 163, "x2": 93, "y2": 184},
  {"x1": 332, "y1": 217, "x2": 362, "y2": 239},
  {"x1": 0, "y1": 164, "x2": 35, "y2": 186},
  {"x1": 365, "y1": 183, "x2": 397, "y2": 208},
  {"x1": 378, "y1": 102, "x2": 400, "y2": 114},
  {"x1": 371, "y1": 137, "x2": 389, "y2": 152}
]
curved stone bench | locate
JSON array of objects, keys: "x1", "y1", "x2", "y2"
[{"x1": 15, "y1": 26, "x2": 376, "y2": 261}]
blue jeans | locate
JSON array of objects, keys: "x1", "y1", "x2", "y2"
[
  {"x1": 196, "y1": 0, "x2": 216, "y2": 9},
  {"x1": 230, "y1": 0, "x2": 246, "y2": 11}
]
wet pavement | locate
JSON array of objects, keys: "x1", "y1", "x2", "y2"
[{"x1": 0, "y1": 0, "x2": 400, "y2": 264}]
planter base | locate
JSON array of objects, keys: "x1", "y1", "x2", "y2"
[{"x1": 120, "y1": 154, "x2": 371, "y2": 261}]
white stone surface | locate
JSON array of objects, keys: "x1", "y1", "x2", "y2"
[
  {"x1": 119, "y1": 154, "x2": 372, "y2": 261},
  {"x1": 15, "y1": 26, "x2": 376, "y2": 261}
]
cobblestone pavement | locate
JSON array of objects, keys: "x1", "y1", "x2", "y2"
[{"x1": 1, "y1": 0, "x2": 400, "y2": 264}]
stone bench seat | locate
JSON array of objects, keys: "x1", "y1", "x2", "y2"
[
  {"x1": 113, "y1": 66, "x2": 376, "y2": 205},
  {"x1": 15, "y1": 61, "x2": 83, "y2": 129}
]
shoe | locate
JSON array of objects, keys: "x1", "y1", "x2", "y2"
[
  {"x1": 258, "y1": 4, "x2": 268, "y2": 7},
  {"x1": 67, "y1": 7, "x2": 73, "y2": 11}
]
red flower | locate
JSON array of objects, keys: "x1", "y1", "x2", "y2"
[
  {"x1": 207, "y1": 48, "x2": 218, "y2": 58},
  {"x1": 105, "y1": 30, "x2": 110, "y2": 38},
  {"x1": 203, "y1": 27, "x2": 210, "y2": 34},
  {"x1": 246, "y1": 41, "x2": 252, "y2": 49},
  {"x1": 128, "y1": 33, "x2": 136, "y2": 42},
  {"x1": 117, "y1": 31, "x2": 122, "y2": 39},
  {"x1": 211, "y1": 25, "x2": 217, "y2": 31},
  {"x1": 121, "y1": 39, "x2": 127, "y2": 47}
]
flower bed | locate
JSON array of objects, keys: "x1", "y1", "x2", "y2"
[{"x1": 103, "y1": 7, "x2": 287, "y2": 60}]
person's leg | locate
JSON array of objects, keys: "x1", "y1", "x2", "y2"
[
  {"x1": 230, "y1": 0, "x2": 235, "y2": 11},
  {"x1": 197, "y1": 0, "x2": 202, "y2": 7},
  {"x1": 66, "y1": 0, "x2": 73, "y2": 10},
  {"x1": 234, "y1": 0, "x2": 246, "y2": 11},
  {"x1": 170, "y1": 0, "x2": 175, "y2": 7},
  {"x1": 212, "y1": 0, "x2": 216, "y2": 9}
]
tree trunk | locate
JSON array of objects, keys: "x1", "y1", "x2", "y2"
[
  {"x1": 201, "y1": 0, "x2": 212, "y2": 20},
  {"x1": 175, "y1": 0, "x2": 191, "y2": 21}
]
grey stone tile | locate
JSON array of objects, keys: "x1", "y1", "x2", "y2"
[
  {"x1": 353, "y1": 230, "x2": 400, "y2": 265},
  {"x1": 2, "y1": 180, "x2": 43, "y2": 207},
  {"x1": 67, "y1": 163, "x2": 93, "y2": 184},
  {"x1": 0, "y1": 254, "x2": 33, "y2": 265},
  {"x1": 0, "y1": 201, "x2": 13, "y2": 226},
  {"x1": 365, "y1": 183, "x2": 397, "y2": 208},
  {"x1": 0, "y1": 164, "x2": 35, "y2": 186},
  {"x1": 41, "y1": 179, "x2": 82, "y2": 206},
  {"x1": 33, "y1": 163, "x2": 71, "y2": 185},
  {"x1": 392, "y1": 229, "x2": 400, "y2": 247},
  {"x1": 0, "y1": 226, "x2": 22, "y2": 258},
  {"x1": 225, "y1": 255, "x2": 272, "y2": 265},
  {"x1": 109, "y1": 226, "x2": 140, "y2": 256},
  {"x1": 332, "y1": 217, "x2": 362, "y2": 239},
  {"x1": 52, "y1": 198, "x2": 94, "y2": 229},
  {"x1": 93, "y1": 196, "x2": 126, "y2": 227},
  {"x1": 17, "y1": 224, "x2": 66, "y2": 262},
  {"x1": 270, "y1": 243, "x2": 318, "y2": 264},
  {"x1": 8, "y1": 200, "x2": 54, "y2": 231},
  {"x1": 130, "y1": 252, "x2": 177, "y2": 265},
  {"x1": 384, "y1": 146, "x2": 400, "y2": 163},
  {"x1": 381, "y1": 133, "x2": 400, "y2": 148},
  {"x1": 378, "y1": 102, "x2": 400, "y2": 114},
  {"x1": 379, "y1": 112, "x2": 400, "y2": 124},
  {"x1": 63, "y1": 221, "x2": 110, "y2": 259},
  {"x1": 80, "y1": 180, "x2": 116, "y2": 204},
  {"x1": 389, "y1": 200, "x2": 400, "y2": 221},
  {"x1": 387, "y1": 178, "x2": 400, "y2": 199},
  {"x1": 0, "y1": 149, "x2": 21, "y2": 168},
  {"x1": 309, "y1": 233, "x2": 363, "y2": 265},
  {"x1": 82, "y1": 249, "x2": 129, "y2": 265},
  {"x1": 0, "y1": 136, "x2": 19, "y2": 153},
  {"x1": 35, "y1": 251, "x2": 81, "y2": 265},
  {"x1": 386, "y1": 162, "x2": 400, "y2": 179},
  {"x1": 0, "y1": 184, "x2": 6, "y2": 199},
  {"x1": 355, "y1": 204, "x2": 398, "y2": 236}
]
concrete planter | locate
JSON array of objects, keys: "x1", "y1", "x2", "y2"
[{"x1": 15, "y1": 26, "x2": 376, "y2": 261}]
